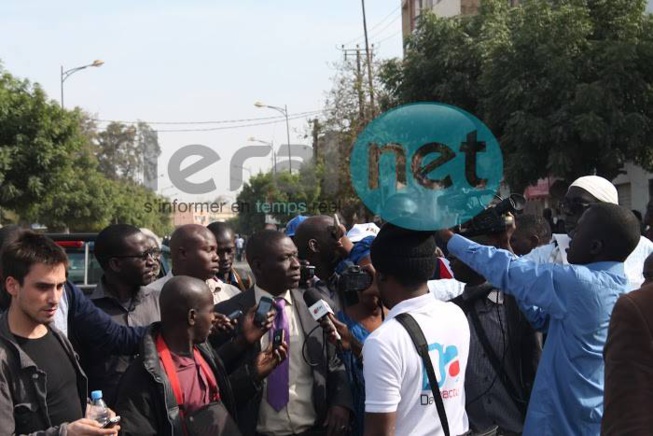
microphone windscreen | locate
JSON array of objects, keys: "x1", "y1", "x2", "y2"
[{"x1": 302, "y1": 288, "x2": 323, "y2": 307}]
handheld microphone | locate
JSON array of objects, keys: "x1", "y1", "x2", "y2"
[{"x1": 302, "y1": 288, "x2": 343, "y2": 348}]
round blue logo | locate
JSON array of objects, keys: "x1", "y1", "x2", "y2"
[{"x1": 350, "y1": 103, "x2": 504, "y2": 230}]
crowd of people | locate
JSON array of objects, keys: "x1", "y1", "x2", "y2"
[{"x1": 1, "y1": 174, "x2": 653, "y2": 435}]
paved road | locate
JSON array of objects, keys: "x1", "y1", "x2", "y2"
[{"x1": 234, "y1": 260, "x2": 251, "y2": 275}]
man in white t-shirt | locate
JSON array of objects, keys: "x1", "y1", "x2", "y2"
[{"x1": 363, "y1": 223, "x2": 470, "y2": 436}]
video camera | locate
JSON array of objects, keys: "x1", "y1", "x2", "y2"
[
  {"x1": 335, "y1": 261, "x2": 373, "y2": 307},
  {"x1": 458, "y1": 193, "x2": 526, "y2": 237},
  {"x1": 299, "y1": 261, "x2": 316, "y2": 288}
]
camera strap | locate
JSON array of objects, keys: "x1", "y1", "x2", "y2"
[
  {"x1": 395, "y1": 313, "x2": 450, "y2": 436},
  {"x1": 452, "y1": 292, "x2": 527, "y2": 417},
  {"x1": 156, "y1": 334, "x2": 221, "y2": 417}
]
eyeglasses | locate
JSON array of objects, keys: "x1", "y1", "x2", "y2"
[
  {"x1": 561, "y1": 198, "x2": 592, "y2": 215},
  {"x1": 113, "y1": 248, "x2": 161, "y2": 261}
]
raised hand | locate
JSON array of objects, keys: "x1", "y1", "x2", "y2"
[
  {"x1": 254, "y1": 342, "x2": 288, "y2": 380},
  {"x1": 240, "y1": 304, "x2": 275, "y2": 345}
]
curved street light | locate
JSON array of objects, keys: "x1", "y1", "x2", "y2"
[
  {"x1": 60, "y1": 59, "x2": 104, "y2": 108},
  {"x1": 254, "y1": 101, "x2": 292, "y2": 173}
]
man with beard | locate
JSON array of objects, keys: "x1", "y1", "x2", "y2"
[
  {"x1": 0, "y1": 231, "x2": 120, "y2": 435},
  {"x1": 85, "y1": 224, "x2": 162, "y2": 406},
  {"x1": 215, "y1": 230, "x2": 353, "y2": 436},
  {"x1": 149, "y1": 224, "x2": 239, "y2": 304},
  {"x1": 207, "y1": 221, "x2": 253, "y2": 292}
]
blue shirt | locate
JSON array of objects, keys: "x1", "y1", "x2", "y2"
[
  {"x1": 335, "y1": 236, "x2": 375, "y2": 275},
  {"x1": 448, "y1": 234, "x2": 629, "y2": 436},
  {"x1": 336, "y1": 311, "x2": 371, "y2": 436}
]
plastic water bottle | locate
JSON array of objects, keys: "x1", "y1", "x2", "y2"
[{"x1": 88, "y1": 390, "x2": 110, "y2": 427}]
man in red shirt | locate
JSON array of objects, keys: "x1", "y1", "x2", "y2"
[{"x1": 115, "y1": 275, "x2": 287, "y2": 435}]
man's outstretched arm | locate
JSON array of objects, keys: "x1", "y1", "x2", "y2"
[{"x1": 438, "y1": 230, "x2": 571, "y2": 319}]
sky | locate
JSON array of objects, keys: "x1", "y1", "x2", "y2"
[{"x1": 0, "y1": 0, "x2": 403, "y2": 203}]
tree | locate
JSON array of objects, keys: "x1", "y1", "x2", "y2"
[
  {"x1": 233, "y1": 166, "x2": 324, "y2": 234},
  {"x1": 22, "y1": 145, "x2": 115, "y2": 231},
  {"x1": 138, "y1": 121, "x2": 161, "y2": 186},
  {"x1": 234, "y1": 173, "x2": 278, "y2": 235},
  {"x1": 109, "y1": 180, "x2": 173, "y2": 236},
  {"x1": 0, "y1": 67, "x2": 89, "y2": 220},
  {"x1": 95, "y1": 122, "x2": 141, "y2": 181},
  {"x1": 379, "y1": 0, "x2": 653, "y2": 191},
  {"x1": 313, "y1": 56, "x2": 395, "y2": 225},
  {"x1": 0, "y1": 66, "x2": 171, "y2": 232}
]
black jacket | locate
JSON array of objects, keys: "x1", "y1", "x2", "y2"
[
  {"x1": 215, "y1": 287, "x2": 354, "y2": 436},
  {"x1": 0, "y1": 312, "x2": 88, "y2": 436},
  {"x1": 114, "y1": 322, "x2": 261, "y2": 436}
]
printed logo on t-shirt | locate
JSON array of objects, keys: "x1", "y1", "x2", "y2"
[
  {"x1": 420, "y1": 343, "x2": 461, "y2": 403},
  {"x1": 423, "y1": 342, "x2": 460, "y2": 390}
]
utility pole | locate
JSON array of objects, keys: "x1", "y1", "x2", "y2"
[
  {"x1": 341, "y1": 45, "x2": 366, "y2": 123},
  {"x1": 312, "y1": 118, "x2": 320, "y2": 162},
  {"x1": 361, "y1": 0, "x2": 375, "y2": 117}
]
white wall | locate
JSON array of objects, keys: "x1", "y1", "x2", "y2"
[
  {"x1": 612, "y1": 162, "x2": 653, "y2": 214},
  {"x1": 428, "y1": 0, "x2": 461, "y2": 18}
]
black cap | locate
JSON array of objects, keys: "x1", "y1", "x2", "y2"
[{"x1": 371, "y1": 223, "x2": 436, "y2": 282}]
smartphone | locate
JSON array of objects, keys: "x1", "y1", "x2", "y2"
[
  {"x1": 272, "y1": 329, "x2": 285, "y2": 349},
  {"x1": 254, "y1": 296, "x2": 275, "y2": 327},
  {"x1": 227, "y1": 310, "x2": 243, "y2": 320},
  {"x1": 103, "y1": 416, "x2": 121, "y2": 428}
]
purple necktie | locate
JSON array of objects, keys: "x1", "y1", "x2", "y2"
[{"x1": 267, "y1": 297, "x2": 290, "y2": 411}]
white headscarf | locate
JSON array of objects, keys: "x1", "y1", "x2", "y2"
[{"x1": 568, "y1": 175, "x2": 618, "y2": 204}]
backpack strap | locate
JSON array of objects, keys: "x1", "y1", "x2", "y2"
[{"x1": 395, "y1": 313, "x2": 450, "y2": 436}]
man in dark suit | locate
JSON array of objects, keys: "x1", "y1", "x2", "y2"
[
  {"x1": 602, "y1": 283, "x2": 653, "y2": 435},
  {"x1": 215, "y1": 230, "x2": 353, "y2": 436}
]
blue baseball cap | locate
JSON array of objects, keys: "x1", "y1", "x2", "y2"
[{"x1": 285, "y1": 215, "x2": 308, "y2": 237}]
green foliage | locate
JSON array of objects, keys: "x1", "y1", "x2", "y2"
[
  {"x1": 234, "y1": 165, "x2": 323, "y2": 234},
  {"x1": 109, "y1": 180, "x2": 173, "y2": 236},
  {"x1": 379, "y1": 0, "x2": 653, "y2": 191},
  {"x1": 96, "y1": 121, "x2": 140, "y2": 180},
  {"x1": 0, "y1": 70, "x2": 85, "y2": 215},
  {"x1": 0, "y1": 66, "x2": 170, "y2": 233}
]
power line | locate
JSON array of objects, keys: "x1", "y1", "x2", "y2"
[
  {"x1": 152, "y1": 112, "x2": 324, "y2": 133},
  {"x1": 368, "y1": 13, "x2": 402, "y2": 40},
  {"x1": 366, "y1": 5, "x2": 402, "y2": 35},
  {"x1": 375, "y1": 29, "x2": 403, "y2": 45},
  {"x1": 342, "y1": 5, "x2": 401, "y2": 46},
  {"x1": 93, "y1": 110, "x2": 322, "y2": 126}
]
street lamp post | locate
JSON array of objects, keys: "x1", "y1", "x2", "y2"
[
  {"x1": 248, "y1": 137, "x2": 277, "y2": 175},
  {"x1": 254, "y1": 101, "x2": 292, "y2": 173},
  {"x1": 60, "y1": 59, "x2": 104, "y2": 108}
]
